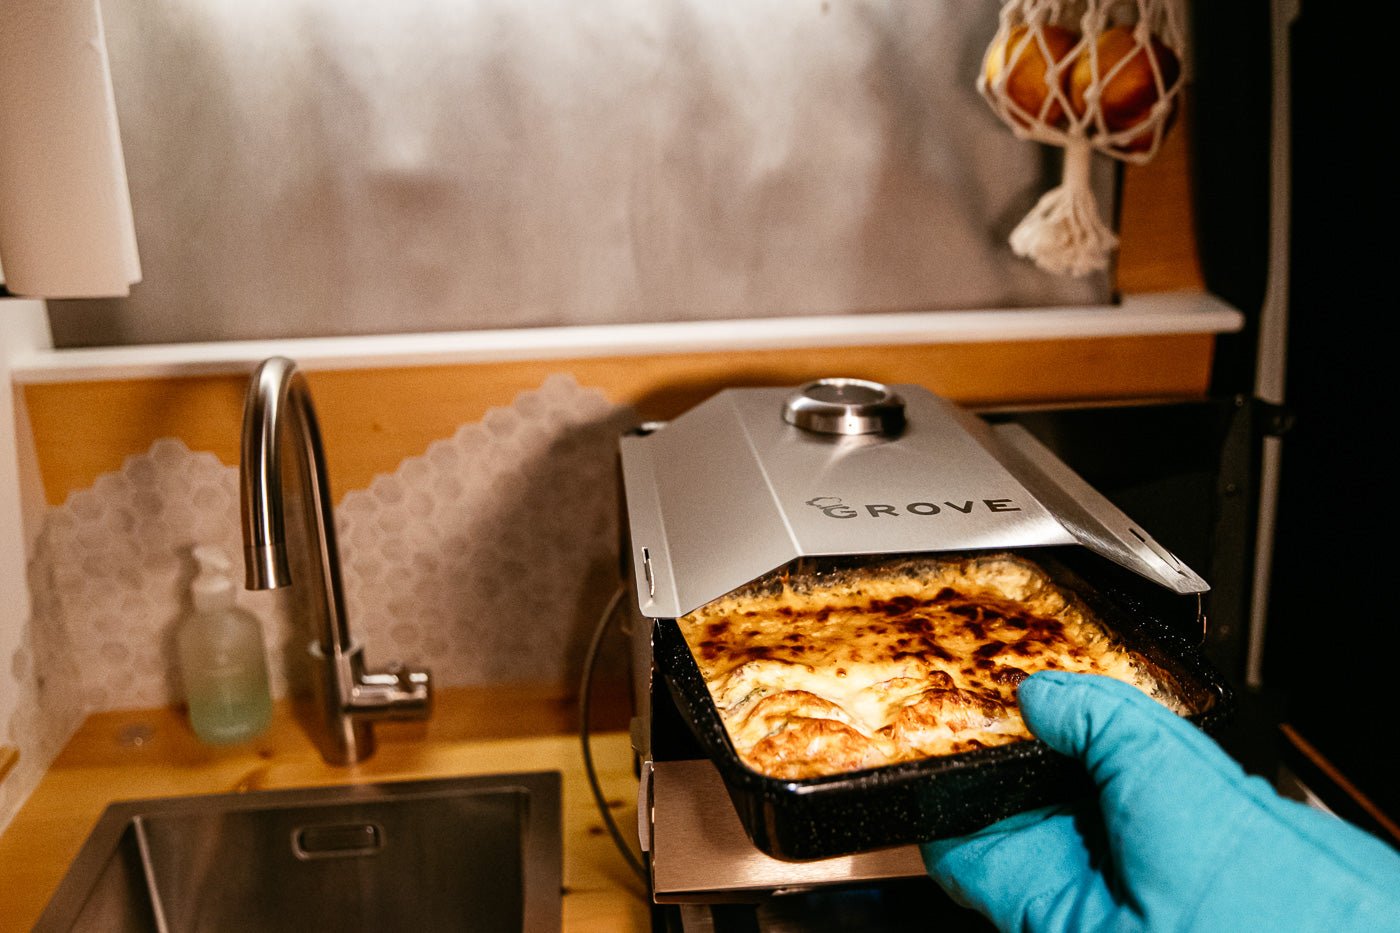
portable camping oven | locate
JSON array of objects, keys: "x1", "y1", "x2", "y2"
[{"x1": 618, "y1": 379, "x2": 1228, "y2": 912}]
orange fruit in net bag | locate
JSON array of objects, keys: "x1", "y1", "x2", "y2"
[
  {"x1": 983, "y1": 24, "x2": 1079, "y2": 127},
  {"x1": 1067, "y1": 25, "x2": 1182, "y2": 151}
]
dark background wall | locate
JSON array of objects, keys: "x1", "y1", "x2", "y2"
[
  {"x1": 1196, "y1": 0, "x2": 1396, "y2": 833},
  {"x1": 1264, "y1": 3, "x2": 1395, "y2": 826}
]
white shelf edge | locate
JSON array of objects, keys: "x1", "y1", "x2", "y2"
[{"x1": 6, "y1": 291, "x2": 1244, "y2": 385}]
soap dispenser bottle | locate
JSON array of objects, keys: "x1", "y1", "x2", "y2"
[{"x1": 178, "y1": 545, "x2": 273, "y2": 744}]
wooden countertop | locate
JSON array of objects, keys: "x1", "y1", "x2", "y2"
[{"x1": 0, "y1": 684, "x2": 649, "y2": 933}]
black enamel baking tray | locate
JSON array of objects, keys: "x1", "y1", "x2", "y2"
[{"x1": 652, "y1": 547, "x2": 1233, "y2": 861}]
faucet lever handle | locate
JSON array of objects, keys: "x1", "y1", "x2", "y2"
[{"x1": 349, "y1": 661, "x2": 433, "y2": 720}]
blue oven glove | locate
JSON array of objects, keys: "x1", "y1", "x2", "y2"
[{"x1": 921, "y1": 671, "x2": 1400, "y2": 933}]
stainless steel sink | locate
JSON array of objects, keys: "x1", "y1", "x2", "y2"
[{"x1": 35, "y1": 772, "x2": 562, "y2": 933}]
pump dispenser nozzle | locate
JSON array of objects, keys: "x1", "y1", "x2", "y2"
[{"x1": 191, "y1": 545, "x2": 236, "y2": 613}]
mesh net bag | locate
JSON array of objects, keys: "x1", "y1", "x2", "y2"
[{"x1": 978, "y1": 0, "x2": 1186, "y2": 276}]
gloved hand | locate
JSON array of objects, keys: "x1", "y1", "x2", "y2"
[{"x1": 921, "y1": 671, "x2": 1400, "y2": 933}]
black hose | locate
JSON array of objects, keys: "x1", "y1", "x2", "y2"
[{"x1": 579, "y1": 586, "x2": 647, "y2": 884}]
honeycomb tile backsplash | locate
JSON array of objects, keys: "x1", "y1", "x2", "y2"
[
  {"x1": 338, "y1": 375, "x2": 630, "y2": 686},
  {"x1": 2, "y1": 374, "x2": 632, "y2": 830}
]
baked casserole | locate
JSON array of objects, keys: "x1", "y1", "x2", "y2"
[{"x1": 677, "y1": 553, "x2": 1187, "y2": 780}]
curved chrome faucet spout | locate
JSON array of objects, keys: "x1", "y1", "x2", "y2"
[{"x1": 239, "y1": 356, "x2": 431, "y2": 764}]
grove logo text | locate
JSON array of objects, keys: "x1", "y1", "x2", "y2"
[{"x1": 803, "y1": 496, "x2": 1022, "y2": 519}]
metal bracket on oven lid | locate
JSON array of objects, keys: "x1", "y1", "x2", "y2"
[
  {"x1": 641, "y1": 548, "x2": 655, "y2": 598},
  {"x1": 988, "y1": 423, "x2": 1210, "y2": 596}
]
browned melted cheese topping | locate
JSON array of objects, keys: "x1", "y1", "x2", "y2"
[{"x1": 678, "y1": 554, "x2": 1185, "y2": 779}]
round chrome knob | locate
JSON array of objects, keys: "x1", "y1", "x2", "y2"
[{"x1": 782, "y1": 378, "x2": 906, "y2": 436}]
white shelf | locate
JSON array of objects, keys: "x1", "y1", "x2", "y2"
[{"x1": 5, "y1": 291, "x2": 1243, "y2": 385}]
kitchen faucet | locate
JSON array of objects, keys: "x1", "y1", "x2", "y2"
[{"x1": 239, "y1": 356, "x2": 430, "y2": 764}]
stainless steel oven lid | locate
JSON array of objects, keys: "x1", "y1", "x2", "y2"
[{"x1": 620, "y1": 381, "x2": 1208, "y2": 619}]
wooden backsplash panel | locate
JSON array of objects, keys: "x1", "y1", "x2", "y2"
[
  {"x1": 1117, "y1": 98, "x2": 1204, "y2": 294},
  {"x1": 24, "y1": 334, "x2": 1216, "y2": 507}
]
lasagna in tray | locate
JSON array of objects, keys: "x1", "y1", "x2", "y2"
[{"x1": 677, "y1": 553, "x2": 1186, "y2": 780}]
